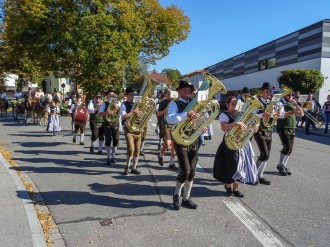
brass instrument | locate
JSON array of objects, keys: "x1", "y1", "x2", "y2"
[
  {"x1": 104, "y1": 97, "x2": 120, "y2": 124},
  {"x1": 171, "y1": 72, "x2": 227, "y2": 146},
  {"x1": 225, "y1": 95, "x2": 264, "y2": 150},
  {"x1": 291, "y1": 97, "x2": 322, "y2": 127},
  {"x1": 262, "y1": 84, "x2": 292, "y2": 128},
  {"x1": 126, "y1": 75, "x2": 158, "y2": 133}
]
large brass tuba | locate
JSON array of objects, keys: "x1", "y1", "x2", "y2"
[
  {"x1": 171, "y1": 72, "x2": 227, "y2": 146},
  {"x1": 225, "y1": 95, "x2": 264, "y2": 150},
  {"x1": 126, "y1": 76, "x2": 158, "y2": 133},
  {"x1": 262, "y1": 84, "x2": 292, "y2": 128}
]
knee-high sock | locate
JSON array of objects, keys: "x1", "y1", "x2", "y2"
[
  {"x1": 174, "y1": 181, "x2": 185, "y2": 197},
  {"x1": 279, "y1": 153, "x2": 286, "y2": 166},
  {"x1": 73, "y1": 133, "x2": 77, "y2": 139},
  {"x1": 106, "y1": 146, "x2": 111, "y2": 159},
  {"x1": 140, "y1": 141, "x2": 145, "y2": 151},
  {"x1": 126, "y1": 156, "x2": 133, "y2": 168},
  {"x1": 258, "y1": 161, "x2": 267, "y2": 178},
  {"x1": 80, "y1": 133, "x2": 84, "y2": 142},
  {"x1": 283, "y1": 155, "x2": 290, "y2": 167},
  {"x1": 170, "y1": 156, "x2": 175, "y2": 165},
  {"x1": 111, "y1": 146, "x2": 116, "y2": 158},
  {"x1": 183, "y1": 181, "x2": 193, "y2": 200},
  {"x1": 91, "y1": 140, "x2": 96, "y2": 147},
  {"x1": 98, "y1": 140, "x2": 104, "y2": 151},
  {"x1": 132, "y1": 156, "x2": 139, "y2": 169}
]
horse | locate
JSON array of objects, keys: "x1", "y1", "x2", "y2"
[
  {"x1": 33, "y1": 94, "x2": 52, "y2": 126},
  {"x1": 52, "y1": 92, "x2": 61, "y2": 104},
  {"x1": 0, "y1": 98, "x2": 8, "y2": 117}
]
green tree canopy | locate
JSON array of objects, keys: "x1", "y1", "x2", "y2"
[
  {"x1": 277, "y1": 69, "x2": 324, "y2": 94},
  {"x1": 0, "y1": 0, "x2": 190, "y2": 95},
  {"x1": 161, "y1": 68, "x2": 181, "y2": 87}
]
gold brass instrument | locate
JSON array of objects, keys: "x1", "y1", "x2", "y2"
[
  {"x1": 171, "y1": 72, "x2": 227, "y2": 146},
  {"x1": 126, "y1": 75, "x2": 158, "y2": 133},
  {"x1": 262, "y1": 84, "x2": 292, "y2": 128},
  {"x1": 293, "y1": 96, "x2": 322, "y2": 127},
  {"x1": 104, "y1": 97, "x2": 120, "y2": 124},
  {"x1": 225, "y1": 95, "x2": 264, "y2": 150}
]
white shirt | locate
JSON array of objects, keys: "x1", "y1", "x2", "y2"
[
  {"x1": 69, "y1": 101, "x2": 84, "y2": 113},
  {"x1": 120, "y1": 100, "x2": 134, "y2": 117},
  {"x1": 0, "y1": 92, "x2": 6, "y2": 99},
  {"x1": 255, "y1": 97, "x2": 271, "y2": 118},
  {"x1": 14, "y1": 92, "x2": 22, "y2": 99},
  {"x1": 88, "y1": 100, "x2": 103, "y2": 114},
  {"x1": 166, "y1": 98, "x2": 189, "y2": 125},
  {"x1": 274, "y1": 98, "x2": 288, "y2": 119}
]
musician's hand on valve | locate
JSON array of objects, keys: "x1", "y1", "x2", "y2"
[
  {"x1": 263, "y1": 112, "x2": 272, "y2": 118},
  {"x1": 202, "y1": 127, "x2": 207, "y2": 134},
  {"x1": 187, "y1": 110, "x2": 198, "y2": 119},
  {"x1": 133, "y1": 109, "x2": 141, "y2": 116},
  {"x1": 236, "y1": 122, "x2": 247, "y2": 130}
]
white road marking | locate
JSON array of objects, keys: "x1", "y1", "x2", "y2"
[{"x1": 223, "y1": 200, "x2": 286, "y2": 247}]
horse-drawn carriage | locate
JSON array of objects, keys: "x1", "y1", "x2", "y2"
[{"x1": 10, "y1": 97, "x2": 31, "y2": 123}]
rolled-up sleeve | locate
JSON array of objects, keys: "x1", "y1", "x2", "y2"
[
  {"x1": 120, "y1": 102, "x2": 127, "y2": 118},
  {"x1": 275, "y1": 102, "x2": 285, "y2": 119}
]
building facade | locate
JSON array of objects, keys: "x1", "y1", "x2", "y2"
[{"x1": 204, "y1": 19, "x2": 330, "y2": 104}]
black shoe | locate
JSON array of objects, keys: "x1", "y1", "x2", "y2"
[
  {"x1": 106, "y1": 159, "x2": 111, "y2": 166},
  {"x1": 124, "y1": 167, "x2": 129, "y2": 175},
  {"x1": 173, "y1": 195, "x2": 182, "y2": 210},
  {"x1": 182, "y1": 198, "x2": 198, "y2": 209},
  {"x1": 277, "y1": 165, "x2": 287, "y2": 176},
  {"x1": 158, "y1": 156, "x2": 164, "y2": 166},
  {"x1": 110, "y1": 158, "x2": 116, "y2": 163},
  {"x1": 80, "y1": 142, "x2": 85, "y2": 145},
  {"x1": 285, "y1": 167, "x2": 292, "y2": 176},
  {"x1": 233, "y1": 190, "x2": 244, "y2": 198},
  {"x1": 169, "y1": 163, "x2": 178, "y2": 171},
  {"x1": 131, "y1": 169, "x2": 141, "y2": 175},
  {"x1": 259, "y1": 177, "x2": 271, "y2": 185},
  {"x1": 224, "y1": 185, "x2": 233, "y2": 197},
  {"x1": 73, "y1": 138, "x2": 76, "y2": 143},
  {"x1": 97, "y1": 150, "x2": 103, "y2": 155},
  {"x1": 139, "y1": 151, "x2": 145, "y2": 156},
  {"x1": 90, "y1": 146, "x2": 94, "y2": 154}
]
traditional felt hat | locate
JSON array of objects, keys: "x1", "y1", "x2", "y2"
[
  {"x1": 107, "y1": 88, "x2": 115, "y2": 94},
  {"x1": 125, "y1": 87, "x2": 134, "y2": 94},
  {"x1": 76, "y1": 94, "x2": 82, "y2": 99},
  {"x1": 261, "y1": 82, "x2": 272, "y2": 90},
  {"x1": 242, "y1": 87, "x2": 250, "y2": 93},
  {"x1": 176, "y1": 80, "x2": 194, "y2": 91}
]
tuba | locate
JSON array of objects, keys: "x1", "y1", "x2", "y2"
[
  {"x1": 171, "y1": 72, "x2": 227, "y2": 146},
  {"x1": 262, "y1": 84, "x2": 292, "y2": 128},
  {"x1": 126, "y1": 76, "x2": 158, "y2": 133},
  {"x1": 225, "y1": 95, "x2": 264, "y2": 150}
]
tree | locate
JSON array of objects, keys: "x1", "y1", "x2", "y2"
[
  {"x1": 0, "y1": 0, "x2": 190, "y2": 95},
  {"x1": 162, "y1": 68, "x2": 181, "y2": 86},
  {"x1": 277, "y1": 69, "x2": 324, "y2": 94}
]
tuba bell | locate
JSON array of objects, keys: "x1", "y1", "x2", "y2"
[
  {"x1": 171, "y1": 72, "x2": 227, "y2": 146},
  {"x1": 126, "y1": 75, "x2": 158, "y2": 133},
  {"x1": 225, "y1": 95, "x2": 264, "y2": 150},
  {"x1": 262, "y1": 84, "x2": 292, "y2": 128}
]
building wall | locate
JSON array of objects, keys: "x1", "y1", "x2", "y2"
[
  {"x1": 320, "y1": 58, "x2": 330, "y2": 104},
  {"x1": 46, "y1": 76, "x2": 72, "y2": 95}
]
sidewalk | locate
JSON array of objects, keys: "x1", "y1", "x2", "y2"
[{"x1": 0, "y1": 154, "x2": 46, "y2": 247}]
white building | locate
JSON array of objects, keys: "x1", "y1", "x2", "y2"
[{"x1": 202, "y1": 19, "x2": 330, "y2": 105}]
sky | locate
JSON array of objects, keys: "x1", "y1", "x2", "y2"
[{"x1": 152, "y1": 0, "x2": 330, "y2": 75}]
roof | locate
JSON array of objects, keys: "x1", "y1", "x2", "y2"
[{"x1": 148, "y1": 73, "x2": 168, "y2": 84}]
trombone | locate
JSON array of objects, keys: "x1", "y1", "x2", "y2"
[{"x1": 291, "y1": 99, "x2": 322, "y2": 128}]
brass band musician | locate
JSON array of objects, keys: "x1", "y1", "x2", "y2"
[
  {"x1": 274, "y1": 90, "x2": 304, "y2": 176},
  {"x1": 88, "y1": 94, "x2": 104, "y2": 155}
]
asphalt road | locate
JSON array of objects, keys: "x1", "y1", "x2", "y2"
[{"x1": 0, "y1": 114, "x2": 329, "y2": 247}]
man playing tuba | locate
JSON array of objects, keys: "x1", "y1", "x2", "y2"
[
  {"x1": 167, "y1": 81, "x2": 200, "y2": 210},
  {"x1": 98, "y1": 88, "x2": 120, "y2": 166}
]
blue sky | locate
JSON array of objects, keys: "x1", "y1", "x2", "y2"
[{"x1": 153, "y1": 0, "x2": 330, "y2": 75}]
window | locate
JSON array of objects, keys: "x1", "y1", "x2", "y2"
[{"x1": 258, "y1": 58, "x2": 276, "y2": 70}]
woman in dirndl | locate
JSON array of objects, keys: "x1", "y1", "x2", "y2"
[
  {"x1": 213, "y1": 96, "x2": 257, "y2": 198},
  {"x1": 46, "y1": 101, "x2": 61, "y2": 136}
]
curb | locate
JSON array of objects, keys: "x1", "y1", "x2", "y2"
[{"x1": 0, "y1": 154, "x2": 47, "y2": 247}]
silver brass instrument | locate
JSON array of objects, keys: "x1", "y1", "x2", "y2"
[
  {"x1": 262, "y1": 84, "x2": 292, "y2": 128},
  {"x1": 290, "y1": 97, "x2": 322, "y2": 127},
  {"x1": 126, "y1": 76, "x2": 158, "y2": 133},
  {"x1": 225, "y1": 95, "x2": 264, "y2": 150},
  {"x1": 171, "y1": 72, "x2": 227, "y2": 146}
]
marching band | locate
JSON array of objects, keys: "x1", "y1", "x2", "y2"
[{"x1": 0, "y1": 75, "x2": 320, "y2": 211}]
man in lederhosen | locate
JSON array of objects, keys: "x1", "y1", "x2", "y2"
[
  {"x1": 253, "y1": 82, "x2": 273, "y2": 185},
  {"x1": 88, "y1": 94, "x2": 104, "y2": 154},
  {"x1": 120, "y1": 87, "x2": 142, "y2": 175},
  {"x1": 275, "y1": 89, "x2": 304, "y2": 176},
  {"x1": 69, "y1": 95, "x2": 86, "y2": 145},
  {"x1": 157, "y1": 88, "x2": 178, "y2": 170},
  {"x1": 167, "y1": 81, "x2": 200, "y2": 210},
  {"x1": 98, "y1": 88, "x2": 120, "y2": 166}
]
